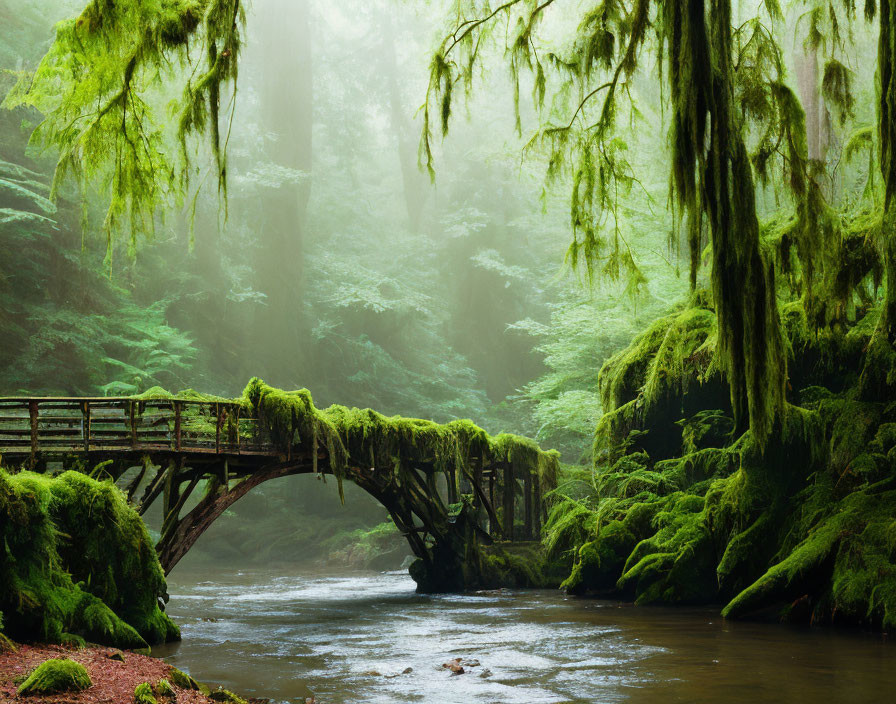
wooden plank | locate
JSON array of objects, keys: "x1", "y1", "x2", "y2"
[{"x1": 29, "y1": 400, "x2": 38, "y2": 462}]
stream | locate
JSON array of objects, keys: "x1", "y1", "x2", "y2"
[{"x1": 154, "y1": 567, "x2": 893, "y2": 703}]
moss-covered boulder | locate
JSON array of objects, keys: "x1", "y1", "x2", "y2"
[
  {"x1": 17, "y1": 658, "x2": 91, "y2": 695},
  {"x1": 558, "y1": 298, "x2": 896, "y2": 629},
  {"x1": 170, "y1": 667, "x2": 201, "y2": 690},
  {"x1": 209, "y1": 688, "x2": 249, "y2": 704},
  {"x1": 0, "y1": 469, "x2": 179, "y2": 647}
]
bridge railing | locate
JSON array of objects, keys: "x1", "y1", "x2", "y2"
[{"x1": 0, "y1": 397, "x2": 273, "y2": 461}]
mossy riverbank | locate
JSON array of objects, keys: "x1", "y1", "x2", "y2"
[
  {"x1": 545, "y1": 295, "x2": 896, "y2": 630},
  {"x1": 0, "y1": 642, "x2": 275, "y2": 703}
]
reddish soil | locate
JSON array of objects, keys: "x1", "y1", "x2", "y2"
[{"x1": 0, "y1": 643, "x2": 266, "y2": 704}]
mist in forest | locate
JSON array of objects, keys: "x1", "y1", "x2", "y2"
[{"x1": 0, "y1": 0, "x2": 883, "y2": 569}]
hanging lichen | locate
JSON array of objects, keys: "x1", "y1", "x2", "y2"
[{"x1": 2, "y1": 0, "x2": 244, "y2": 259}]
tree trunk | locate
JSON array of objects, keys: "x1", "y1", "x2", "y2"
[
  {"x1": 252, "y1": 0, "x2": 314, "y2": 385},
  {"x1": 382, "y1": 14, "x2": 428, "y2": 231}
]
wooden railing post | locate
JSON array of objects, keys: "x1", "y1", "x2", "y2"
[
  {"x1": 173, "y1": 401, "x2": 182, "y2": 452},
  {"x1": 129, "y1": 400, "x2": 137, "y2": 448},
  {"x1": 235, "y1": 405, "x2": 241, "y2": 454},
  {"x1": 524, "y1": 468, "x2": 533, "y2": 540},
  {"x1": 81, "y1": 401, "x2": 91, "y2": 452},
  {"x1": 29, "y1": 400, "x2": 38, "y2": 465},
  {"x1": 215, "y1": 403, "x2": 222, "y2": 454},
  {"x1": 533, "y1": 475, "x2": 542, "y2": 539}
]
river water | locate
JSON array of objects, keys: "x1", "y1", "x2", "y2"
[{"x1": 154, "y1": 567, "x2": 893, "y2": 704}]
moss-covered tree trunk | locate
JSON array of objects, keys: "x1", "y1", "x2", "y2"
[
  {"x1": 860, "y1": 0, "x2": 896, "y2": 399},
  {"x1": 666, "y1": 0, "x2": 786, "y2": 443},
  {"x1": 879, "y1": 0, "x2": 896, "y2": 350}
]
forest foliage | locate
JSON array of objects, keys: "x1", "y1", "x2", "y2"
[{"x1": 1, "y1": 0, "x2": 896, "y2": 630}]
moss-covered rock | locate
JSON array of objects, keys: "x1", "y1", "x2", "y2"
[
  {"x1": 169, "y1": 667, "x2": 201, "y2": 690},
  {"x1": 209, "y1": 688, "x2": 249, "y2": 704},
  {"x1": 0, "y1": 468, "x2": 178, "y2": 647},
  {"x1": 17, "y1": 658, "x2": 91, "y2": 695},
  {"x1": 559, "y1": 298, "x2": 896, "y2": 630}
]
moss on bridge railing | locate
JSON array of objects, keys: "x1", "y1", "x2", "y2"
[{"x1": 241, "y1": 377, "x2": 560, "y2": 496}]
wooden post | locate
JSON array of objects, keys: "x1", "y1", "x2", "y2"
[
  {"x1": 235, "y1": 405, "x2": 241, "y2": 455},
  {"x1": 215, "y1": 403, "x2": 222, "y2": 454},
  {"x1": 29, "y1": 400, "x2": 38, "y2": 465},
  {"x1": 173, "y1": 401, "x2": 182, "y2": 452},
  {"x1": 524, "y1": 468, "x2": 533, "y2": 540},
  {"x1": 503, "y1": 462, "x2": 514, "y2": 542},
  {"x1": 129, "y1": 401, "x2": 137, "y2": 447},
  {"x1": 489, "y1": 472, "x2": 496, "y2": 536},
  {"x1": 473, "y1": 454, "x2": 484, "y2": 529},
  {"x1": 533, "y1": 476, "x2": 542, "y2": 539},
  {"x1": 447, "y1": 464, "x2": 458, "y2": 504},
  {"x1": 82, "y1": 401, "x2": 91, "y2": 452}
]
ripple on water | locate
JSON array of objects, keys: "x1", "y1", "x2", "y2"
[{"x1": 157, "y1": 568, "x2": 895, "y2": 704}]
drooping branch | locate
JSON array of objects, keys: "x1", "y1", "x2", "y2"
[{"x1": 2, "y1": 0, "x2": 245, "y2": 257}]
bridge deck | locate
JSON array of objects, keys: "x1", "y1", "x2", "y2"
[{"x1": 0, "y1": 397, "x2": 277, "y2": 462}]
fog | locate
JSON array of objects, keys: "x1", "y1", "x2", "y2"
[{"x1": 0, "y1": 0, "x2": 880, "y2": 568}]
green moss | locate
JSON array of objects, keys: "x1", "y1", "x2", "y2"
[
  {"x1": 0, "y1": 633, "x2": 16, "y2": 654},
  {"x1": 244, "y1": 378, "x2": 559, "y2": 495},
  {"x1": 156, "y1": 678, "x2": 175, "y2": 697},
  {"x1": 209, "y1": 688, "x2": 249, "y2": 703},
  {"x1": 480, "y1": 543, "x2": 555, "y2": 588},
  {"x1": 135, "y1": 682, "x2": 157, "y2": 704},
  {"x1": 0, "y1": 468, "x2": 177, "y2": 648},
  {"x1": 169, "y1": 667, "x2": 200, "y2": 690},
  {"x1": 17, "y1": 658, "x2": 91, "y2": 695}
]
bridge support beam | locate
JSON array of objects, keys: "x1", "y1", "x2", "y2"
[{"x1": 155, "y1": 462, "x2": 307, "y2": 573}]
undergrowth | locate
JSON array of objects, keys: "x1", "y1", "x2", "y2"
[{"x1": 549, "y1": 297, "x2": 896, "y2": 629}]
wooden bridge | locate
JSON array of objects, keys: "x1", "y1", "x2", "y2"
[{"x1": 0, "y1": 386, "x2": 559, "y2": 591}]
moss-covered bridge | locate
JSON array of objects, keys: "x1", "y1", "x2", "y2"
[{"x1": 0, "y1": 379, "x2": 559, "y2": 592}]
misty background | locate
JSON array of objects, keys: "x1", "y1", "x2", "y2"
[{"x1": 11, "y1": 0, "x2": 863, "y2": 568}]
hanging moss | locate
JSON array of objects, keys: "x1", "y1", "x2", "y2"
[
  {"x1": 0, "y1": 468, "x2": 178, "y2": 648},
  {"x1": 557, "y1": 284, "x2": 896, "y2": 629},
  {"x1": 17, "y1": 658, "x2": 91, "y2": 696},
  {"x1": 242, "y1": 377, "x2": 559, "y2": 500},
  {"x1": 2, "y1": 0, "x2": 244, "y2": 255}
]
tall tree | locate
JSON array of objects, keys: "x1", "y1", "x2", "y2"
[
  {"x1": 424, "y1": 0, "x2": 789, "y2": 442},
  {"x1": 251, "y1": 0, "x2": 313, "y2": 384}
]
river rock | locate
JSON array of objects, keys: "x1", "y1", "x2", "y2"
[{"x1": 441, "y1": 658, "x2": 465, "y2": 675}]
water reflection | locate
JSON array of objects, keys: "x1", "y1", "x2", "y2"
[{"x1": 154, "y1": 568, "x2": 893, "y2": 704}]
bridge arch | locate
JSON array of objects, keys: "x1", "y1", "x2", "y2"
[{"x1": 0, "y1": 379, "x2": 559, "y2": 592}]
